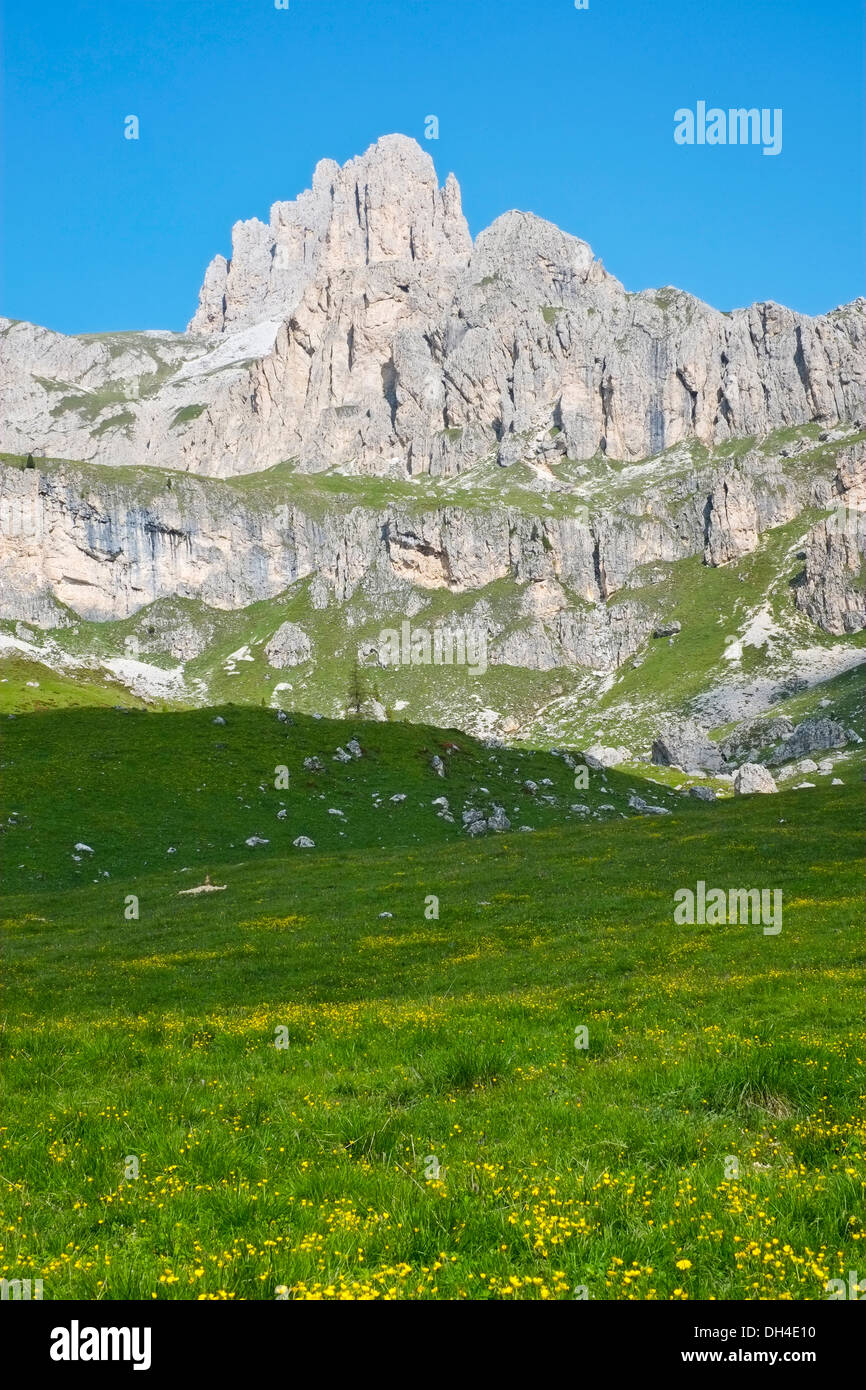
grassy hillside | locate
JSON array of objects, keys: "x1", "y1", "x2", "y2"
[
  {"x1": 0, "y1": 705, "x2": 690, "y2": 897},
  {"x1": 1, "y1": 713, "x2": 864, "y2": 1299}
]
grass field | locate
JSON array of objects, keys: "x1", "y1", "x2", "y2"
[{"x1": 2, "y1": 706, "x2": 864, "y2": 1300}]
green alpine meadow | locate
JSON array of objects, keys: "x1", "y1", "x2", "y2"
[{"x1": 1, "y1": 698, "x2": 864, "y2": 1299}]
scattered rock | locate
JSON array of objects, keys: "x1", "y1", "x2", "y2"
[
  {"x1": 212, "y1": 716, "x2": 226, "y2": 726},
  {"x1": 245, "y1": 836, "x2": 270, "y2": 847},
  {"x1": 293, "y1": 836, "x2": 315, "y2": 848},
  {"x1": 687, "y1": 785, "x2": 717, "y2": 801},
  {"x1": 733, "y1": 763, "x2": 778, "y2": 795},
  {"x1": 304, "y1": 757, "x2": 323, "y2": 772},
  {"x1": 653, "y1": 621, "x2": 681, "y2": 638},
  {"x1": 628, "y1": 794, "x2": 672, "y2": 815}
]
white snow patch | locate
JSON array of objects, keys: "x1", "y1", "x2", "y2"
[
  {"x1": 171, "y1": 321, "x2": 281, "y2": 384},
  {"x1": 102, "y1": 658, "x2": 187, "y2": 700}
]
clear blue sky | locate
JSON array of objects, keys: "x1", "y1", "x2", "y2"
[{"x1": 2, "y1": 0, "x2": 862, "y2": 334}]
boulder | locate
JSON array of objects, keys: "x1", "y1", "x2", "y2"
[
  {"x1": 733, "y1": 763, "x2": 778, "y2": 795},
  {"x1": 651, "y1": 720, "x2": 724, "y2": 772},
  {"x1": 583, "y1": 744, "x2": 629, "y2": 769},
  {"x1": 687, "y1": 785, "x2": 717, "y2": 801}
]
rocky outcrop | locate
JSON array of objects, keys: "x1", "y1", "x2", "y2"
[
  {"x1": 265, "y1": 621, "x2": 312, "y2": 667},
  {"x1": 651, "y1": 719, "x2": 725, "y2": 772},
  {"x1": 767, "y1": 718, "x2": 850, "y2": 764},
  {"x1": 796, "y1": 444, "x2": 866, "y2": 635},
  {"x1": 719, "y1": 716, "x2": 794, "y2": 764},
  {"x1": 189, "y1": 135, "x2": 472, "y2": 335},
  {"x1": 0, "y1": 423, "x2": 858, "y2": 673}
]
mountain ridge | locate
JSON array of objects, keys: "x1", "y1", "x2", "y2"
[{"x1": 2, "y1": 134, "x2": 864, "y2": 481}]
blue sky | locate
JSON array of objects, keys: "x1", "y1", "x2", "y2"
[{"x1": 2, "y1": 0, "x2": 862, "y2": 333}]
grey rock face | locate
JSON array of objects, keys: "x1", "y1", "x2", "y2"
[
  {"x1": 797, "y1": 444, "x2": 866, "y2": 634},
  {"x1": 733, "y1": 763, "x2": 778, "y2": 795},
  {"x1": 767, "y1": 718, "x2": 849, "y2": 764},
  {"x1": 265, "y1": 621, "x2": 312, "y2": 667},
  {"x1": 651, "y1": 720, "x2": 724, "y2": 772},
  {"x1": 719, "y1": 716, "x2": 794, "y2": 764}
]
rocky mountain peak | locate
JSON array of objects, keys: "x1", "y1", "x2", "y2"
[{"x1": 187, "y1": 134, "x2": 472, "y2": 336}]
